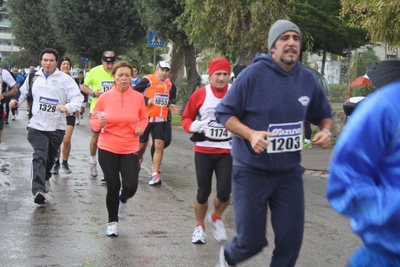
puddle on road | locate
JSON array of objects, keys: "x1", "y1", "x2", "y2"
[{"x1": 0, "y1": 163, "x2": 10, "y2": 175}]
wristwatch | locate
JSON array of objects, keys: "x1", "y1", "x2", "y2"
[
  {"x1": 2, "y1": 92, "x2": 6, "y2": 98},
  {"x1": 90, "y1": 92, "x2": 96, "y2": 98}
]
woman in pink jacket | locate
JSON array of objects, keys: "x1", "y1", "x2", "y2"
[{"x1": 90, "y1": 61, "x2": 148, "y2": 237}]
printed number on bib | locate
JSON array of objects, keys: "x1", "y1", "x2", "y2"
[
  {"x1": 102, "y1": 81, "x2": 113, "y2": 92},
  {"x1": 267, "y1": 121, "x2": 303, "y2": 153},
  {"x1": 204, "y1": 120, "x2": 232, "y2": 141},
  {"x1": 38, "y1": 96, "x2": 59, "y2": 113},
  {"x1": 154, "y1": 93, "x2": 169, "y2": 106}
]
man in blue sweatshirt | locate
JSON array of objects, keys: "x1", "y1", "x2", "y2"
[{"x1": 215, "y1": 20, "x2": 334, "y2": 267}]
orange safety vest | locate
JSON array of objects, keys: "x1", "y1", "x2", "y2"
[{"x1": 142, "y1": 73, "x2": 172, "y2": 119}]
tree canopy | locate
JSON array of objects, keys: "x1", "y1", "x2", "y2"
[
  {"x1": 340, "y1": 0, "x2": 400, "y2": 47},
  {"x1": 49, "y1": 0, "x2": 145, "y2": 63},
  {"x1": 8, "y1": 0, "x2": 146, "y2": 64},
  {"x1": 8, "y1": 0, "x2": 66, "y2": 61},
  {"x1": 178, "y1": 0, "x2": 294, "y2": 64}
]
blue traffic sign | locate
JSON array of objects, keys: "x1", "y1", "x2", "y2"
[
  {"x1": 82, "y1": 58, "x2": 89, "y2": 63},
  {"x1": 147, "y1": 31, "x2": 164, "y2": 48}
]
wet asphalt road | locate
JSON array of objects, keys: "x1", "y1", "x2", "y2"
[{"x1": 0, "y1": 109, "x2": 360, "y2": 267}]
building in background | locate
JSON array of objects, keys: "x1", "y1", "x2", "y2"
[{"x1": 0, "y1": 12, "x2": 19, "y2": 58}]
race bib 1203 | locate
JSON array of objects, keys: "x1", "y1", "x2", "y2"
[{"x1": 267, "y1": 121, "x2": 303, "y2": 153}]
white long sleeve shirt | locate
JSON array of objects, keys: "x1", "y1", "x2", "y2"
[{"x1": 18, "y1": 68, "x2": 83, "y2": 131}]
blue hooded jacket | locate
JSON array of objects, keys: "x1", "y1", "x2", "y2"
[
  {"x1": 215, "y1": 54, "x2": 332, "y2": 172},
  {"x1": 327, "y1": 81, "x2": 400, "y2": 259}
]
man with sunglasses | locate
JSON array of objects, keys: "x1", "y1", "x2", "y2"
[{"x1": 81, "y1": 51, "x2": 116, "y2": 179}]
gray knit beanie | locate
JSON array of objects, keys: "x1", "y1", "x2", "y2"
[
  {"x1": 268, "y1": 20, "x2": 301, "y2": 51},
  {"x1": 2, "y1": 60, "x2": 10, "y2": 69}
]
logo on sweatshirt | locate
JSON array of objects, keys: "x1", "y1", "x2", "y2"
[{"x1": 298, "y1": 96, "x2": 310, "y2": 106}]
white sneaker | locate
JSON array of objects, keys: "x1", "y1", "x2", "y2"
[
  {"x1": 148, "y1": 173, "x2": 162, "y2": 186},
  {"x1": 44, "y1": 180, "x2": 50, "y2": 193},
  {"x1": 118, "y1": 201, "x2": 128, "y2": 219},
  {"x1": 192, "y1": 225, "x2": 206, "y2": 244},
  {"x1": 216, "y1": 246, "x2": 235, "y2": 267},
  {"x1": 11, "y1": 115, "x2": 16, "y2": 121},
  {"x1": 208, "y1": 211, "x2": 227, "y2": 242},
  {"x1": 90, "y1": 162, "x2": 97, "y2": 177},
  {"x1": 303, "y1": 139, "x2": 312, "y2": 149},
  {"x1": 76, "y1": 119, "x2": 80, "y2": 125},
  {"x1": 106, "y1": 222, "x2": 118, "y2": 237}
]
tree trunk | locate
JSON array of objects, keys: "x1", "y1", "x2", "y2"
[
  {"x1": 169, "y1": 42, "x2": 185, "y2": 91},
  {"x1": 236, "y1": 47, "x2": 260, "y2": 66},
  {"x1": 321, "y1": 48, "x2": 327, "y2": 76},
  {"x1": 180, "y1": 43, "x2": 201, "y2": 115}
]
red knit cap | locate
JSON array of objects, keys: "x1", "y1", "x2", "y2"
[{"x1": 208, "y1": 56, "x2": 231, "y2": 76}]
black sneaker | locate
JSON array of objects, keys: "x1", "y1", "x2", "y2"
[
  {"x1": 51, "y1": 162, "x2": 60, "y2": 174},
  {"x1": 62, "y1": 161, "x2": 72, "y2": 174},
  {"x1": 4, "y1": 120, "x2": 9, "y2": 125},
  {"x1": 34, "y1": 192, "x2": 46, "y2": 204}
]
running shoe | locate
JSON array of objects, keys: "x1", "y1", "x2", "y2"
[
  {"x1": 148, "y1": 173, "x2": 162, "y2": 186},
  {"x1": 44, "y1": 180, "x2": 50, "y2": 193},
  {"x1": 80, "y1": 113, "x2": 83, "y2": 119},
  {"x1": 208, "y1": 211, "x2": 227, "y2": 242},
  {"x1": 118, "y1": 201, "x2": 128, "y2": 219},
  {"x1": 90, "y1": 162, "x2": 97, "y2": 177},
  {"x1": 216, "y1": 246, "x2": 235, "y2": 267},
  {"x1": 62, "y1": 161, "x2": 72, "y2": 174},
  {"x1": 26, "y1": 110, "x2": 30, "y2": 116},
  {"x1": 34, "y1": 192, "x2": 46, "y2": 205},
  {"x1": 11, "y1": 115, "x2": 16, "y2": 121},
  {"x1": 106, "y1": 222, "x2": 118, "y2": 237},
  {"x1": 192, "y1": 225, "x2": 206, "y2": 244},
  {"x1": 303, "y1": 139, "x2": 312, "y2": 149},
  {"x1": 4, "y1": 120, "x2": 8, "y2": 125},
  {"x1": 51, "y1": 162, "x2": 60, "y2": 174},
  {"x1": 76, "y1": 119, "x2": 80, "y2": 125}
]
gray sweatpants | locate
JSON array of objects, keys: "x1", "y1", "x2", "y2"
[{"x1": 27, "y1": 127, "x2": 64, "y2": 195}]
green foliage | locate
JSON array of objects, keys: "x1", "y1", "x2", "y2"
[
  {"x1": 134, "y1": 0, "x2": 184, "y2": 42},
  {"x1": 121, "y1": 42, "x2": 166, "y2": 75},
  {"x1": 355, "y1": 47, "x2": 380, "y2": 77},
  {"x1": 8, "y1": 0, "x2": 146, "y2": 64},
  {"x1": 328, "y1": 84, "x2": 376, "y2": 102},
  {"x1": 171, "y1": 114, "x2": 182, "y2": 126},
  {"x1": 351, "y1": 85, "x2": 376, "y2": 97},
  {"x1": 7, "y1": 49, "x2": 39, "y2": 68},
  {"x1": 328, "y1": 84, "x2": 348, "y2": 102},
  {"x1": 290, "y1": 0, "x2": 368, "y2": 57},
  {"x1": 8, "y1": 0, "x2": 66, "y2": 58},
  {"x1": 177, "y1": 76, "x2": 188, "y2": 103},
  {"x1": 178, "y1": 0, "x2": 293, "y2": 62},
  {"x1": 341, "y1": 0, "x2": 400, "y2": 47},
  {"x1": 48, "y1": 0, "x2": 146, "y2": 64}
]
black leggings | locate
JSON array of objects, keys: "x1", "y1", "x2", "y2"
[
  {"x1": 194, "y1": 152, "x2": 232, "y2": 204},
  {"x1": 98, "y1": 148, "x2": 139, "y2": 223}
]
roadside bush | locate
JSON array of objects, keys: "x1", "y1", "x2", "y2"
[{"x1": 329, "y1": 84, "x2": 376, "y2": 103}]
